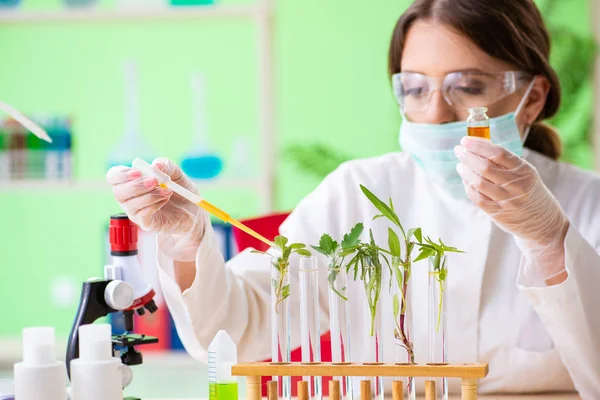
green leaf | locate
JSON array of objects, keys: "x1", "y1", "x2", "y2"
[
  {"x1": 408, "y1": 227, "x2": 422, "y2": 243},
  {"x1": 393, "y1": 294, "x2": 400, "y2": 317},
  {"x1": 372, "y1": 214, "x2": 386, "y2": 221},
  {"x1": 342, "y1": 223, "x2": 364, "y2": 249},
  {"x1": 295, "y1": 249, "x2": 312, "y2": 257},
  {"x1": 360, "y1": 184, "x2": 405, "y2": 235},
  {"x1": 339, "y1": 247, "x2": 356, "y2": 257},
  {"x1": 282, "y1": 247, "x2": 292, "y2": 261},
  {"x1": 289, "y1": 243, "x2": 306, "y2": 249},
  {"x1": 271, "y1": 278, "x2": 278, "y2": 288},
  {"x1": 388, "y1": 198, "x2": 395, "y2": 211},
  {"x1": 438, "y1": 268, "x2": 447, "y2": 281},
  {"x1": 317, "y1": 233, "x2": 338, "y2": 255},
  {"x1": 414, "y1": 248, "x2": 434, "y2": 263},
  {"x1": 388, "y1": 228, "x2": 401, "y2": 258},
  {"x1": 407, "y1": 242, "x2": 414, "y2": 257},
  {"x1": 250, "y1": 250, "x2": 268, "y2": 255},
  {"x1": 281, "y1": 284, "x2": 290, "y2": 300},
  {"x1": 274, "y1": 235, "x2": 288, "y2": 250},
  {"x1": 310, "y1": 245, "x2": 330, "y2": 256}
]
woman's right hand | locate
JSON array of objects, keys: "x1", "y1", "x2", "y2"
[{"x1": 106, "y1": 158, "x2": 203, "y2": 236}]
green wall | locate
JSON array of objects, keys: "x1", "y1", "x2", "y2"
[
  {"x1": 0, "y1": 0, "x2": 594, "y2": 337},
  {"x1": 0, "y1": 0, "x2": 408, "y2": 337}
]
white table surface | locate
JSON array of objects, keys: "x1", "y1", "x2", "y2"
[{"x1": 0, "y1": 352, "x2": 581, "y2": 400}]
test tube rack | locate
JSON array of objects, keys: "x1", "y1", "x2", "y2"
[{"x1": 232, "y1": 362, "x2": 489, "y2": 400}]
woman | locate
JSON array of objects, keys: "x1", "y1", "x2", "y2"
[{"x1": 107, "y1": 0, "x2": 600, "y2": 396}]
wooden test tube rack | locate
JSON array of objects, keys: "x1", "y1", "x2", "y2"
[{"x1": 232, "y1": 362, "x2": 489, "y2": 400}]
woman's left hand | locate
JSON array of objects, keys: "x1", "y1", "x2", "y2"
[{"x1": 454, "y1": 136, "x2": 569, "y2": 283}]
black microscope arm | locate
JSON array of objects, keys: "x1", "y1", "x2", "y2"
[{"x1": 66, "y1": 279, "x2": 116, "y2": 380}]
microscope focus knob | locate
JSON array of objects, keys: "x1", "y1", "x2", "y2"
[{"x1": 105, "y1": 280, "x2": 135, "y2": 311}]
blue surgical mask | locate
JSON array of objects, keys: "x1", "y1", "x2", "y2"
[{"x1": 399, "y1": 80, "x2": 535, "y2": 200}]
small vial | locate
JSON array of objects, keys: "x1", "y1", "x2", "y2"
[
  {"x1": 467, "y1": 107, "x2": 490, "y2": 140},
  {"x1": 208, "y1": 330, "x2": 239, "y2": 400}
]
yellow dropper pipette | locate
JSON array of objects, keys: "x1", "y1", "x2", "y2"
[{"x1": 132, "y1": 158, "x2": 275, "y2": 248}]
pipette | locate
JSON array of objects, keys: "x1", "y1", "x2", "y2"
[
  {"x1": 0, "y1": 101, "x2": 52, "y2": 143},
  {"x1": 132, "y1": 158, "x2": 275, "y2": 249}
]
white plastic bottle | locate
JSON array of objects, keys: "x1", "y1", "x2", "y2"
[
  {"x1": 14, "y1": 327, "x2": 67, "y2": 400},
  {"x1": 208, "y1": 330, "x2": 238, "y2": 400},
  {"x1": 70, "y1": 324, "x2": 122, "y2": 400}
]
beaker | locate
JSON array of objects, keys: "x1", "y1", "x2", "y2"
[
  {"x1": 107, "y1": 61, "x2": 157, "y2": 168},
  {"x1": 181, "y1": 72, "x2": 223, "y2": 180}
]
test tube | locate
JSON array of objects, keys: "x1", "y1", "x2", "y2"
[
  {"x1": 299, "y1": 255, "x2": 322, "y2": 400},
  {"x1": 0, "y1": 122, "x2": 8, "y2": 182},
  {"x1": 271, "y1": 253, "x2": 291, "y2": 400},
  {"x1": 362, "y1": 263, "x2": 383, "y2": 400},
  {"x1": 391, "y1": 259, "x2": 415, "y2": 400},
  {"x1": 428, "y1": 255, "x2": 448, "y2": 400},
  {"x1": 7, "y1": 120, "x2": 26, "y2": 180},
  {"x1": 26, "y1": 125, "x2": 46, "y2": 180},
  {"x1": 327, "y1": 257, "x2": 353, "y2": 400}
]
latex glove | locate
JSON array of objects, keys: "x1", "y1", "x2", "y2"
[
  {"x1": 106, "y1": 158, "x2": 205, "y2": 261},
  {"x1": 454, "y1": 136, "x2": 570, "y2": 283}
]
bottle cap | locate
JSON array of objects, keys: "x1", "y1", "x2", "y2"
[
  {"x1": 467, "y1": 106, "x2": 488, "y2": 115},
  {"x1": 208, "y1": 330, "x2": 237, "y2": 383},
  {"x1": 22, "y1": 327, "x2": 56, "y2": 366},
  {"x1": 79, "y1": 324, "x2": 112, "y2": 361},
  {"x1": 109, "y1": 214, "x2": 138, "y2": 254}
]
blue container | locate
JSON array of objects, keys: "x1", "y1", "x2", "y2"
[
  {"x1": 63, "y1": 0, "x2": 98, "y2": 7},
  {"x1": 181, "y1": 154, "x2": 223, "y2": 179},
  {"x1": 0, "y1": 0, "x2": 21, "y2": 8},
  {"x1": 170, "y1": 0, "x2": 213, "y2": 5}
]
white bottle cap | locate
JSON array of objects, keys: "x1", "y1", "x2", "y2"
[
  {"x1": 79, "y1": 324, "x2": 112, "y2": 361},
  {"x1": 208, "y1": 330, "x2": 237, "y2": 383},
  {"x1": 22, "y1": 327, "x2": 55, "y2": 366}
]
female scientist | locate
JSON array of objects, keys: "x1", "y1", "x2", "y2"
[{"x1": 107, "y1": 0, "x2": 600, "y2": 396}]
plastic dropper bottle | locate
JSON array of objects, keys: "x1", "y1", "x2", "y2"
[
  {"x1": 467, "y1": 107, "x2": 490, "y2": 139},
  {"x1": 70, "y1": 324, "x2": 122, "y2": 400},
  {"x1": 208, "y1": 330, "x2": 239, "y2": 400},
  {"x1": 13, "y1": 327, "x2": 67, "y2": 400}
]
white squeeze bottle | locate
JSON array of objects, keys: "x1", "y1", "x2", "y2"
[
  {"x1": 70, "y1": 324, "x2": 122, "y2": 400},
  {"x1": 208, "y1": 330, "x2": 238, "y2": 400},
  {"x1": 14, "y1": 327, "x2": 67, "y2": 400}
]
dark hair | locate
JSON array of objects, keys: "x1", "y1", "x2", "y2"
[{"x1": 389, "y1": 0, "x2": 562, "y2": 160}]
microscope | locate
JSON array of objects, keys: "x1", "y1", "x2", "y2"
[{"x1": 66, "y1": 214, "x2": 159, "y2": 399}]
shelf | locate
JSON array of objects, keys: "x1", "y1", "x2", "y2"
[
  {"x1": 0, "y1": 4, "x2": 267, "y2": 23},
  {"x1": 0, "y1": 177, "x2": 262, "y2": 192}
]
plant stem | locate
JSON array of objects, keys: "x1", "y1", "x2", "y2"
[{"x1": 275, "y1": 259, "x2": 287, "y2": 313}]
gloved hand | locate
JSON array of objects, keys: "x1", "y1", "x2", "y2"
[
  {"x1": 106, "y1": 158, "x2": 206, "y2": 261},
  {"x1": 454, "y1": 136, "x2": 570, "y2": 283}
]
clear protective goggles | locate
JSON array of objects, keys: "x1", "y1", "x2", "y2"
[{"x1": 391, "y1": 70, "x2": 533, "y2": 114}]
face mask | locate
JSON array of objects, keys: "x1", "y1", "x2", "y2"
[{"x1": 398, "y1": 80, "x2": 535, "y2": 200}]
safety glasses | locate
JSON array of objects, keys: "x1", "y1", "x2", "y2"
[{"x1": 392, "y1": 71, "x2": 532, "y2": 114}]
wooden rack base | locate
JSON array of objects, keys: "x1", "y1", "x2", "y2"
[{"x1": 232, "y1": 362, "x2": 489, "y2": 400}]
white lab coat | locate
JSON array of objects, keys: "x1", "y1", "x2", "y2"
[{"x1": 156, "y1": 149, "x2": 600, "y2": 398}]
